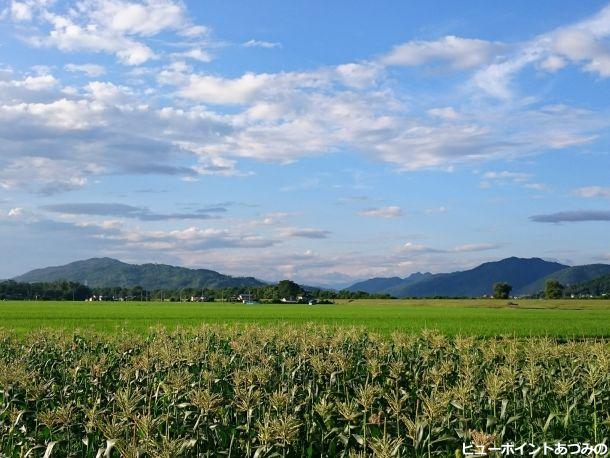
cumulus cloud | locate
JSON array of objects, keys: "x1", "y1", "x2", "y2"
[
  {"x1": 381, "y1": 36, "x2": 503, "y2": 69},
  {"x1": 172, "y1": 48, "x2": 212, "y2": 62},
  {"x1": 13, "y1": 0, "x2": 208, "y2": 66},
  {"x1": 4, "y1": 213, "x2": 277, "y2": 253},
  {"x1": 177, "y1": 72, "x2": 274, "y2": 104},
  {"x1": 0, "y1": 74, "x2": 58, "y2": 93},
  {"x1": 530, "y1": 210, "x2": 610, "y2": 223},
  {"x1": 473, "y1": 5, "x2": 610, "y2": 98},
  {"x1": 10, "y1": 1, "x2": 32, "y2": 21},
  {"x1": 0, "y1": 157, "x2": 98, "y2": 195},
  {"x1": 358, "y1": 206, "x2": 403, "y2": 218},
  {"x1": 0, "y1": 2, "x2": 608, "y2": 197}
]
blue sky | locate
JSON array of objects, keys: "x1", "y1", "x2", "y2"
[{"x1": 1, "y1": 0, "x2": 610, "y2": 287}]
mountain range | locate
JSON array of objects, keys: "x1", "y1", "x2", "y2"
[
  {"x1": 13, "y1": 258, "x2": 265, "y2": 290},
  {"x1": 12, "y1": 256, "x2": 610, "y2": 296},
  {"x1": 346, "y1": 257, "x2": 610, "y2": 297}
]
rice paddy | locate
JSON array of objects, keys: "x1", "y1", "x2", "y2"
[{"x1": 1, "y1": 299, "x2": 610, "y2": 337}]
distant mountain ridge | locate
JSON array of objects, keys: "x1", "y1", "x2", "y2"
[
  {"x1": 15, "y1": 256, "x2": 610, "y2": 297},
  {"x1": 519, "y1": 264, "x2": 610, "y2": 296},
  {"x1": 345, "y1": 257, "x2": 604, "y2": 298},
  {"x1": 567, "y1": 272, "x2": 610, "y2": 296},
  {"x1": 346, "y1": 272, "x2": 434, "y2": 294},
  {"x1": 14, "y1": 258, "x2": 265, "y2": 290}
]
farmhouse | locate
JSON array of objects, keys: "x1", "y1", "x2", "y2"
[{"x1": 238, "y1": 293, "x2": 255, "y2": 303}]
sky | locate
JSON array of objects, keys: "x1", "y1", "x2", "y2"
[{"x1": 1, "y1": 0, "x2": 610, "y2": 287}]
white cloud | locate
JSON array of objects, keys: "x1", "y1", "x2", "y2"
[
  {"x1": 243, "y1": 39, "x2": 281, "y2": 49},
  {"x1": 0, "y1": 157, "x2": 99, "y2": 194},
  {"x1": 381, "y1": 35, "x2": 502, "y2": 69},
  {"x1": 0, "y1": 5, "x2": 608, "y2": 197},
  {"x1": 65, "y1": 63, "x2": 106, "y2": 77},
  {"x1": 1, "y1": 98, "x2": 104, "y2": 129},
  {"x1": 39, "y1": 12, "x2": 157, "y2": 65},
  {"x1": 85, "y1": 81, "x2": 132, "y2": 103},
  {"x1": 401, "y1": 241, "x2": 498, "y2": 255},
  {"x1": 401, "y1": 242, "x2": 438, "y2": 253},
  {"x1": 427, "y1": 106, "x2": 459, "y2": 120},
  {"x1": 177, "y1": 72, "x2": 274, "y2": 104},
  {"x1": 86, "y1": 0, "x2": 187, "y2": 37},
  {"x1": 7, "y1": 207, "x2": 24, "y2": 217},
  {"x1": 451, "y1": 243, "x2": 498, "y2": 253},
  {"x1": 425, "y1": 206, "x2": 448, "y2": 214},
  {"x1": 473, "y1": 5, "x2": 610, "y2": 98},
  {"x1": 0, "y1": 74, "x2": 58, "y2": 93},
  {"x1": 358, "y1": 206, "x2": 403, "y2": 218},
  {"x1": 11, "y1": 1, "x2": 32, "y2": 21},
  {"x1": 472, "y1": 49, "x2": 541, "y2": 99},
  {"x1": 479, "y1": 170, "x2": 550, "y2": 192},
  {"x1": 335, "y1": 62, "x2": 382, "y2": 88},
  {"x1": 174, "y1": 48, "x2": 212, "y2": 63},
  {"x1": 539, "y1": 55, "x2": 566, "y2": 72},
  {"x1": 12, "y1": 0, "x2": 209, "y2": 66},
  {"x1": 573, "y1": 186, "x2": 610, "y2": 198},
  {"x1": 483, "y1": 171, "x2": 530, "y2": 182},
  {"x1": 180, "y1": 25, "x2": 209, "y2": 37}
]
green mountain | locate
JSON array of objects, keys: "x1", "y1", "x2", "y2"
[
  {"x1": 518, "y1": 264, "x2": 610, "y2": 295},
  {"x1": 567, "y1": 273, "x2": 610, "y2": 296},
  {"x1": 345, "y1": 272, "x2": 434, "y2": 294},
  {"x1": 14, "y1": 258, "x2": 265, "y2": 290},
  {"x1": 347, "y1": 257, "x2": 568, "y2": 298}
]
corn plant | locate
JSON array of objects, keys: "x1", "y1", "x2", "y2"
[{"x1": 0, "y1": 325, "x2": 608, "y2": 456}]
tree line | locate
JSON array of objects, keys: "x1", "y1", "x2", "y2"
[
  {"x1": 494, "y1": 278, "x2": 610, "y2": 299},
  {"x1": 0, "y1": 279, "x2": 394, "y2": 301},
  {"x1": 3, "y1": 278, "x2": 608, "y2": 302}
]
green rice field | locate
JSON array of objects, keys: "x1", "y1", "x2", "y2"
[{"x1": 2, "y1": 299, "x2": 610, "y2": 337}]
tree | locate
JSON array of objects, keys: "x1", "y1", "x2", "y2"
[
  {"x1": 493, "y1": 282, "x2": 512, "y2": 299},
  {"x1": 545, "y1": 280, "x2": 565, "y2": 299},
  {"x1": 276, "y1": 280, "x2": 302, "y2": 300}
]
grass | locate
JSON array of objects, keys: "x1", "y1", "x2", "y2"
[{"x1": 1, "y1": 298, "x2": 610, "y2": 337}]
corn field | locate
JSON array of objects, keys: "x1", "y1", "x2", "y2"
[{"x1": 0, "y1": 325, "x2": 609, "y2": 457}]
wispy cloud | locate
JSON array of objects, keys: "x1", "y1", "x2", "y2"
[
  {"x1": 480, "y1": 170, "x2": 549, "y2": 192},
  {"x1": 242, "y1": 39, "x2": 281, "y2": 49},
  {"x1": 65, "y1": 63, "x2": 106, "y2": 77},
  {"x1": 381, "y1": 36, "x2": 503, "y2": 70},
  {"x1": 572, "y1": 186, "x2": 610, "y2": 198},
  {"x1": 531, "y1": 210, "x2": 610, "y2": 223},
  {"x1": 279, "y1": 228, "x2": 331, "y2": 239},
  {"x1": 401, "y1": 241, "x2": 499, "y2": 254},
  {"x1": 41, "y1": 202, "x2": 226, "y2": 221},
  {"x1": 358, "y1": 206, "x2": 403, "y2": 218}
]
